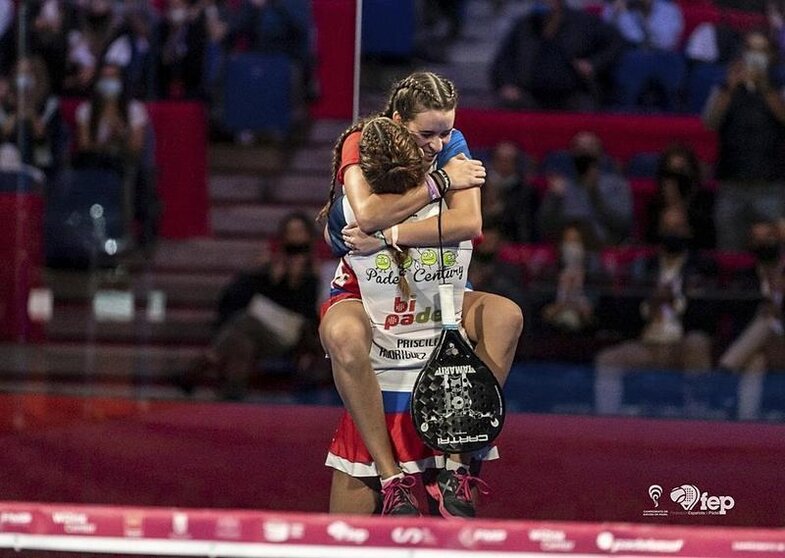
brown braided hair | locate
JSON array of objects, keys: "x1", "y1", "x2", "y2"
[
  {"x1": 380, "y1": 71, "x2": 458, "y2": 122},
  {"x1": 359, "y1": 117, "x2": 426, "y2": 195},
  {"x1": 360, "y1": 117, "x2": 426, "y2": 299},
  {"x1": 317, "y1": 72, "x2": 457, "y2": 224}
]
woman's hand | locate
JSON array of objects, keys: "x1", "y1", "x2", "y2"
[
  {"x1": 442, "y1": 153, "x2": 486, "y2": 190},
  {"x1": 342, "y1": 224, "x2": 385, "y2": 255}
]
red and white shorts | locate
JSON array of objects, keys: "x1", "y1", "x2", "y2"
[{"x1": 325, "y1": 391, "x2": 499, "y2": 478}]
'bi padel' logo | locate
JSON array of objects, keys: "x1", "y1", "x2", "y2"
[{"x1": 643, "y1": 483, "x2": 735, "y2": 517}]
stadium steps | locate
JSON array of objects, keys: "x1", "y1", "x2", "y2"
[{"x1": 26, "y1": 119, "x2": 345, "y2": 397}]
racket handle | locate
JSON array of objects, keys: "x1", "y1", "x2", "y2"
[{"x1": 439, "y1": 284, "x2": 458, "y2": 328}]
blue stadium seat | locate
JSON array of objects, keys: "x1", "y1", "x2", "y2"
[
  {"x1": 540, "y1": 150, "x2": 576, "y2": 177},
  {"x1": 0, "y1": 169, "x2": 42, "y2": 194},
  {"x1": 687, "y1": 62, "x2": 727, "y2": 114},
  {"x1": 614, "y1": 50, "x2": 688, "y2": 112},
  {"x1": 45, "y1": 166, "x2": 128, "y2": 269},
  {"x1": 362, "y1": 0, "x2": 415, "y2": 59},
  {"x1": 626, "y1": 152, "x2": 661, "y2": 179},
  {"x1": 540, "y1": 150, "x2": 617, "y2": 177},
  {"x1": 222, "y1": 53, "x2": 292, "y2": 137}
]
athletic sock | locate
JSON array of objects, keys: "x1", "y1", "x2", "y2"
[{"x1": 380, "y1": 471, "x2": 404, "y2": 488}]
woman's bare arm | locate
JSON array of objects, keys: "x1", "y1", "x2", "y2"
[
  {"x1": 343, "y1": 186, "x2": 482, "y2": 253},
  {"x1": 344, "y1": 154, "x2": 485, "y2": 233},
  {"x1": 392, "y1": 187, "x2": 482, "y2": 245},
  {"x1": 343, "y1": 165, "x2": 430, "y2": 233}
]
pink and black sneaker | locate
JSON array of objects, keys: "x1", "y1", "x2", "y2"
[
  {"x1": 425, "y1": 467, "x2": 489, "y2": 519},
  {"x1": 380, "y1": 474, "x2": 420, "y2": 516}
]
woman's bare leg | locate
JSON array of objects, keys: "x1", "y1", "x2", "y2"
[
  {"x1": 319, "y1": 300, "x2": 400, "y2": 479},
  {"x1": 329, "y1": 470, "x2": 380, "y2": 514},
  {"x1": 462, "y1": 291, "x2": 524, "y2": 385}
]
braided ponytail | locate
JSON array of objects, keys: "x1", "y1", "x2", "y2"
[
  {"x1": 359, "y1": 117, "x2": 426, "y2": 299},
  {"x1": 316, "y1": 118, "x2": 373, "y2": 224}
]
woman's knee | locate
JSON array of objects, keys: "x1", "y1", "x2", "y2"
[
  {"x1": 479, "y1": 293, "x2": 524, "y2": 336},
  {"x1": 319, "y1": 304, "x2": 372, "y2": 365}
]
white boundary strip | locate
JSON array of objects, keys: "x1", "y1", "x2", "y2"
[{"x1": 0, "y1": 534, "x2": 643, "y2": 558}]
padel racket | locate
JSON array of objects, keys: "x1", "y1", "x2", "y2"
[{"x1": 410, "y1": 283, "x2": 505, "y2": 454}]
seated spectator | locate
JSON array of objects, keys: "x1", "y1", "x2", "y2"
[
  {"x1": 155, "y1": 0, "x2": 207, "y2": 99},
  {"x1": 541, "y1": 222, "x2": 599, "y2": 333},
  {"x1": 230, "y1": 0, "x2": 317, "y2": 101},
  {"x1": 179, "y1": 212, "x2": 322, "y2": 400},
  {"x1": 489, "y1": 0, "x2": 623, "y2": 111},
  {"x1": 719, "y1": 218, "x2": 785, "y2": 375},
  {"x1": 483, "y1": 141, "x2": 536, "y2": 242},
  {"x1": 602, "y1": 0, "x2": 686, "y2": 111},
  {"x1": 594, "y1": 207, "x2": 716, "y2": 414},
  {"x1": 537, "y1": 131, "x2": 633, "y2": 245},
  {"x1": 645, "y1": 143, "x2": 716, "y2": 249},
  {"x1": 0, "y1": 55, "x2": 65, "y2": 180},
  {"x1": 75, "y1": 63, "x2": 159, "y2": 248},
  {"x1": 63, "y1": 0, "x2": 134, "y2": 96},
  {"x1": 703, "y1": 30, "x2": 785, "y2": 250}
]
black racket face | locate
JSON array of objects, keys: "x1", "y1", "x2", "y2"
[{"x1": 410, "y1": 329, "x2": 505, "y2": 453}]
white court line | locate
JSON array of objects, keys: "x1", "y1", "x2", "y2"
[{"x1": 0, "y1": 533, "x2": 698, "y2": 558}]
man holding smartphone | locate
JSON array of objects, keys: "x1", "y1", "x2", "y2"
[{"x1": 703, "y1": 30, "x2": 785, "y2": 250}]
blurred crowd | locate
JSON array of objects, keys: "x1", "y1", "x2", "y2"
[
  {"x1": 490, "y1": 0, "x2": 785, "y2": 113},
  {"x1": 0, "y1": 0, "x2": 316, "y2": 253},
  {"x1": 2, "y1": 0, "x2": 784, "y2": 397}
]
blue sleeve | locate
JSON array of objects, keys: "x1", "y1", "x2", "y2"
[
  {"x1": 327, "y1": 194, "x2": 350, "y2": 257},
  {"x1": 435, "y1": 129, "x2": 471, "y2": 169}
]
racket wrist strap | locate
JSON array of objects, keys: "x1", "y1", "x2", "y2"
[
  {"x1": 374, "y1": 229, "x2": 389, "y2": 248},
  {"x1": 390, "y1": 225, "x2": 402, "y2": 252}
]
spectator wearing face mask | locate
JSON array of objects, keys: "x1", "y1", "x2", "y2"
[
  {"x1": 490, "y1": 0, "x2": 623, "y2": 111},
  {"x1": 645, "y1": 143, "x2": 715, "y2": 249},
  {"x1": 75, "y1": 62, "x2": 159, "y2": 248},
  {"x1": 541, "y1": 222, "x2": 599, "y2": 333},
  {"x1": 178, "y1": 212, "x2": 322, "y2": 400},
  {"x1": 594, "y1": 207, "x2": 716, "y2": 414},
  {"x1": 0, "y1": 55, "x2": 65, "y2": 179},
  {"x1": 703, "y1": 30, "x2": 785, "y2": 251},
  {"x1": 155, "y1": 0, "x2": 207, "y2": 99},
  {"x1": 537, "y1": 131, "x2": 633, "y2": 246}
]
